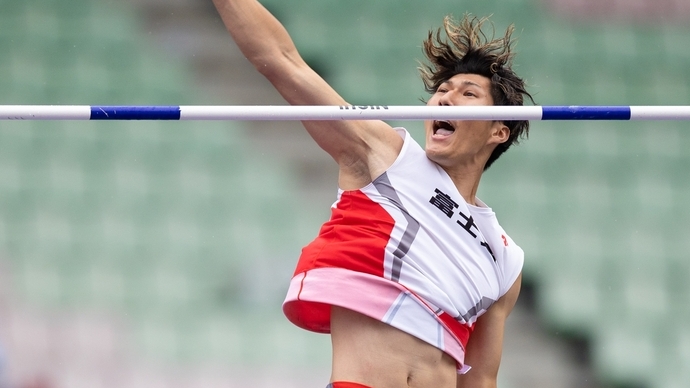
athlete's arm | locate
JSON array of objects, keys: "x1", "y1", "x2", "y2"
[
  {"x1": 456, "y1": 273, "x2": 522, "y2": 388},
  {"x1": 212, "y1": 0, "x2": 402, "y2": 188}
]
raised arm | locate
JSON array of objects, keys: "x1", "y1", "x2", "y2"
[
  {"x1": 456, "y1": 273, "x2": 522, "y2": 388},
  {"x1": 212, "y1": 0, "x2": 402, "y2": 188}
]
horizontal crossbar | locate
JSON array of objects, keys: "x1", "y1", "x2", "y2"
[{"x1": 1, "y1": 105, "x2": 689, "y2": 121}]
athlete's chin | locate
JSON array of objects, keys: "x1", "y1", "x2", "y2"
[{"x1": 424, "y1": 148, "x2": 450, "y2": 166}]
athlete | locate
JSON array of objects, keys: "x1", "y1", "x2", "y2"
[{"x1": 212, "y1": 1, "x2": 533, "y2": 387}]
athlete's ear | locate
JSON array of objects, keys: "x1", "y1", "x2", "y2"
[{"x1": 491, "y1": 122, "x2": 510, "y2": 144}]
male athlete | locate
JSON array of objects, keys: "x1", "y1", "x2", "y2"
[{"x1": 213, "y1": 1, "x2": 533, "y2": 387}]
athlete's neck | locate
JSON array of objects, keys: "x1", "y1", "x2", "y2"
[{"x1": 442, "y1": 164, "x2": 483, "y2": 206}]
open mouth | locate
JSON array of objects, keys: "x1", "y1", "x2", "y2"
[{"x1": 433, "y1": 120, "x2": 455, "y2": 136}]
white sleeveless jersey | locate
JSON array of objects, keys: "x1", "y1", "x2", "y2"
[{"x1": 283, "y1": 127, "x2": 524, "y2": 372}]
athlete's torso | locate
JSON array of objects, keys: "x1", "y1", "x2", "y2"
[
  {"x1": 295, "y1": 127, "x2": 523, "y2": 323},
  {"x1": 284, "y1": 127, "x2": 523, "y2": 370}
]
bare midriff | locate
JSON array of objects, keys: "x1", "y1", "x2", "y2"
[{"x1": 330, "y1": 306, "x2": 457, "y2": 388}]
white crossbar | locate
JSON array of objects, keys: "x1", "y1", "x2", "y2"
[{"x1": 1, "y1": 105, "x2": 690, "y2": 121}]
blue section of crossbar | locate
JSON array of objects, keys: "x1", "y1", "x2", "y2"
[
  {"x1": 542, "y1": 106, "x2": 631, "y2": 120},
  {"x1": 90, "y1": 106, "x2": 181, "y2": 120}
]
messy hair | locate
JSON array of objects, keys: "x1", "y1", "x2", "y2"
[{"x1": 419, "y1": 15, "x2": 535, "y2": 170}]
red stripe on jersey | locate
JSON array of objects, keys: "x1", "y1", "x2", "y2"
[
  {"x1": 438, "y1": 312, "x2": 473, "y2": 350},
  {"x1": 294, "y1": 190, "x2": 395, "y2": 278}
]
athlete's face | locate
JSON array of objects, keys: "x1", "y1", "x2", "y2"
[{"x1": 424, "y1": 73, "x2": 509, "y2": 170}]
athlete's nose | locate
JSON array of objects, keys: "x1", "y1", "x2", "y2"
[{"x1": 438, "y1": 90, "x2": 455, "y2": 106}]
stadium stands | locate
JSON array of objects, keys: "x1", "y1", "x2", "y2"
[
  {"x1": 1, "y1": 0, "x2": 689, "y2": 387},
  {"x1": 0, "y1": 0, "x2": 331, "y2": 379}
]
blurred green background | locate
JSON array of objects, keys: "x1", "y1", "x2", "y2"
[{"x1": 0, "y1": 0, "x2": 688, "y2": 387}]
